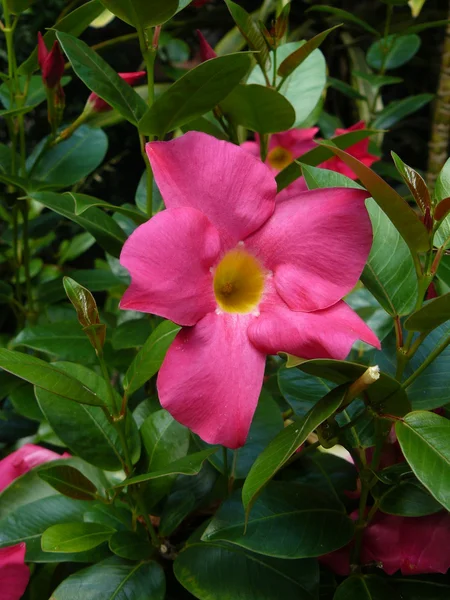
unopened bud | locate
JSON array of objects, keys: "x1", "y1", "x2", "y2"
[
  {"x1": 197, "y1": 30, "x2": 217, "y2": 62},
  {"x1": 37, "y1": 32, "x2": 65, "y2": 89}
]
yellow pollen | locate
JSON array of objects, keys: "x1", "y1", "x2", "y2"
[
  {"x1": 213, "y1": 248, "x2": 265, "y2": 314},
  {"x1": 267, "y1": 146, "x2": 293, "y2": 170}
]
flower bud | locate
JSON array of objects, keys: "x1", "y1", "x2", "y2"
[
  {"x1": 86, "y1": 71, "x2": 146, "y2": 113},
  {"x1": 37, "y1": 32, "x2": 65, "y2": 89},
  {"x1": 197, "y1": 30, "x2": 217, "y2": 62}
]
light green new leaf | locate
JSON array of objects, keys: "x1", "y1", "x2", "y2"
[
  {"x1": 41, "y1": 522, "x2": 115, "y2": 553},
  {"x1": 100, "y1": 0, "x2": 178, "y2": 27}
]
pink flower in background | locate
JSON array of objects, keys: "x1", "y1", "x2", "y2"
[
  {"x1": 87, "y1": 71, "x2": 146, "y2": 113},
  {"x1": 197, "y1": 30, "x2": 217, "y2": 62},
  {"x1": 120, "y1": 132, "x2": 379, "y2": 448},
  {"x1": 0, "y1": 543, "x2": 30, "y2": 600},
  {"x1": 0, "y1": 443, "x2": 69, "y2": 493},
  {"x1": 37, "y1": 32, "x2": 65, "y2": 89}
]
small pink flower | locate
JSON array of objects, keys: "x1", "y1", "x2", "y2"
[
  {"x1": 120, "y1": 132, "x2": 379, "y2": 448},
  {"x1": 0, "y1": 543, "x2": 30, "y2": 600},
  {"x1": 0, "y1": 443, "x2": 69, "y2": 493},
  {"x1": 37, "y1": 32, "x2": 65, "y2": 89},
  {"x1": 197, "y1": 30, "x2": 217, "y2": 62},
  {"x1": 87, "y1": 71, "x2": 146, "y2": 113}
]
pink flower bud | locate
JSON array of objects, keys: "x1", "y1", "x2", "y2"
[
  {"x1": 87, "y1": 71, "x2": 146, "y2": 113},
  {"x1": 37, "y1": 32, "x2": 65, "y2": 89},
  {"x1": 197, "y1": 30, "x2": 217, "y2": 62}
]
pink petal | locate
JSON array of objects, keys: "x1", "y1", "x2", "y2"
[
  {"x1": 362, "y1": 513, "x2": 403, "y2": 574},
  {"x1": 157, "y1": 312, "x2": 266, "y2": 449},
  {"x1": 0, "y1": 444, "x2": 67, "y2": 493},
  {"x1": 240, "y1": 140, "x2": 260, "y2": 158},
  {"x1": 146, "y1": 132, "x2": 276, "y2": 247},
  {"x1": 0, "y1": 543, "x2": 30, "y2": 600},
  {"x1": 268, "y1": 128, "x2": 318, "y2": 156},
  {"x1": 248, "y1": 297, "x2": 380, "y2": 359},
  {"x1": 319, "y1": 545, "x2": 351, "y2": 576},
  {"x1": 120, "y1": 207, "x2": 220, "y2": 326},
  {"x1": 399, "y1": 512, "x2": 450, "y2": 575},
  {"x1": 118, "y1": 71, "x2": 146, "y2": 85},
  {"x1": 245, "y1": 188, "x2": 372, "y2": 311}
]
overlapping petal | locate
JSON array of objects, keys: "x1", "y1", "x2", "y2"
[
  {"x1": 120, "y1": 207, "x2": 220, "y2": 326},
  {"x1": 0, "y1": 543, "x2": 30, "y2": 600},
  {"x1": 245, "y1": 188, "x2": 372, "y2": 311},
  {"x1": 157, "y1": 312, "x2": 266, "y2": 449},
  {"x1": 146, "y1": 132, "x2": 277, "y2": 247},
  {"x1": 248, "y1": 298, "x2": 380, "y2": 359}
]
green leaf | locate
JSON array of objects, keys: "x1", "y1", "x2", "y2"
[
  {"x1": 275, "y1": 128, "x2": 375, "y2": 191},
  {"x1": 9, "y1": 383, "x2": 44, "y2": 421},
  {"x1": 138, "y1": 53, "x2": 251, "y2": 137},
  {"x1": 301, "y1": 163, "x2": 363, "y2": 190},
  {"x1": 116, "y1": 448, "x2": 219, "y2": 487},
  {"x1": 70, "y1": 193, "x2": 147, "y2": 224},
  {"x1": 367, "y1": 34, "x2": 421, "y2": 70},
  {"x1": 175, "y1": 541, "x2": 317, "y2": 600},
  {"x1": 327, "y1": 76, "x2": 366, "y2": 100},
  {"x1": 100, "y1": 0, "x2": 178, "y2": 27},
  {"x1": 38, "y1": 465, "x2": 98, "y2": 501},
  {"x1": 391, "y1": 151, "x2": 431, "y2": 215},
  {"x1": 334, "y1": 575, "x2": 399, "y2": 600},
  {"x1": 306, "y1": 5, "x2": 379, "y2": 36},
  {"x1": 352, "y1": 71, "x2": 403, "y2": 89},
  {"x1": 159, "y1": 490, "x2": 197, "y2": 537},
  {"x1": 0, "y1": 495, "x2": 108, "y2": 562},
  {"x1": 278, "y1": 25, "x2": 341, "y2": 78},
  {"x1": 378, "y1": 481, "x2": 443, "y2": 516},
  {"x1": 35, "y1": 362, "x2": 136, "y2": 471},
  {"x1": 123, "y1": 320, "x2": 180, "y2": 396},
  {"x1": 373, "y1": 94, "x2": 433, "y2": 129},
  {"x1": 56, "y1": 31, "x2": 147, "y2": 124},
  {"x1": 30, "y1": 192, "x2": 126, "y2": 258},
  {"x1": 396, "y1": 411, "x2": 450, "y2": 511},
  {"x1": 317, "y1": 142, "x2": 430, "y2": 252},
  {"x1": 12, "y1": 322, "x2": 97, "y2": 363},
  {"x1": 108, "y1": 531, "x2": 152, "y2": 560},
  {"x1": 51, "y1": 556, "x2": 165, "y2": 600},
  {"x1": 18, "y1": 1, "x2": 105, "y2": 76},
  {"x1": 361, "y1": 199, "x2": 418, "y2": 316},
  {"x1": 434, "y1": 157, "x2": 450, "y2": 247},
  {"x1": 390, "y1": 579, "x2": 450, "y2": 599},
  {"x1": 242, "y1": 386, "x2": 346, "y2": 516},
  {"x1": 405, "y1": 293, "x2": 450, "y2": 332},
  {"x1": 249, "y1": 41, "x2": 326, "y2": 127},
  {"x1": 220, "y1": 84, "x2": 295, "y2": 134},
  {"x1": 346, "y1": 288, "x2": 394, "y2": 351},
  {"x1": 278, "y1": 366, "x2": 333, "y2": 416},
  {"x1": 203, "y1": 482, "x2": 354, "y2": 558},
  {"x1": 111, "y1": 318, "x2": 152, "y2": 350},
  {"x1": 0, "y1": 349, "x2": 102, "y2": 406},
  {"x1": 41, "y1": 522, "x2": 115, "y2": 553},
  {"x1": 5, "y1": 0, "x2": 34, "y2": 14},
  {"x1": 26, "y1": 126, "x2": 107, "y2": 189}
]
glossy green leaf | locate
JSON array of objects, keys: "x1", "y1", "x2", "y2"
[
  {"x1": 367, "y1": 34, "x2": 421, "y2": 70},
  {"x1": 346, "y1": 288, "x2": 394, "y2": 351},
  {"x1": 334, "y1": 575, "x2": 399, "y2": 600},
  {"x1": 373, "y1": 94, "x2": 433, "y2": 129},
  {"x1": 405, "y1": 293, "x2": 450, "y2": 332},
  {"x1": 220, "y1": 84, "x2": 295, "y2": 133},
  {"x1": 117, "y1": 448, "x2": 219, "y2": 487},
  {"x1": 0, "y1": 495, "x2": 107, "y2": 562},
  {"x1": 5, "y1": 0, "x2": 34, "y2": 13},
  {"x1": 30, "y1": 192, "x2": 126, "y2": 258},
  {"x1": 224, "y1": 0, "x2": 269, "y2": 73},
  {"x1": 434, "y1": 157, "x2": 450, "y2": 247},
  {"x1": 111, "y1": 318, "x2": 152, "y2": 350},
  {"x1": 27, "y1": 126, "x2": 107, "y2": 189},
  {"x1": 249, "y1": 41, "x2": 326, "y2": 127},
  {"x1": 379, "y1": 481, "x2": 443, "y2": 516},
  {"x1": 278, "y1": 366, "x2": 333, "y2": 416},
  {"x1": 70, "y1": 193, "x2": 147, "y2": 224},
  {"x1": 100, "y1": 0, "x2": 178, "y2": 27},
  {"x1": 159, "y1": 490, "x2": 196, "y2": 537},
  {"x1": 9, "y1": 383, "x2": 44, "y2": 421},
  {"x1": 203, "y1": 482, "x2": 353, "y2": 558},
  {"x1": 327, "y1": 76, "x2": 366, "y2": 100},
  {"x1": 175, "y1": 540, "x2": 317, "y2": 600},
  {"x1": 352, "y1": 71, "x2": 403, "y2": 89},
  {"x1": 242, "y1": 386, "x2": 346, "y2": 515},
  {"x1": 278, "y1": 25, "x2": 340, "y2": 78},
  {"x1": 0, "y1": 349, "x2": 102, "y2": 406},
  {"x1": 391, "y1": 152, "x2": 431, "y2": 215},
  {"x1": 52, "y1": 556, "x2": 165, "y2": 599},
  {"x1": 362, "y1": 199, "x2": 418, "y2": 316},
  {"x1": 306, "y1": 5, "x2": 379, "y2": 36},
  {"x1": 42, "y1": 522, "x2": 115, "y2": 553},
  {"x1": 36, "y1": 362, "x2": 138, "y2": 471},
  {"x1": 12, "y1": 322, "x2": 97, "y2": 363},
  {"x1": 302, "y1": 163, "x2": 363, "y2": 190},
  {"x1": 138, "y1": 53, "x2": 251, "y2": 137},
  {"x1": 38, "y1": 465, "x2": 98, "y2": 501},
  {"x1": 396, "y1": 411, "x2": 450, "y2": 510},
  {"x1": 83, "y1": 504, "x2": 132, "y2": 532},
  {"x1": 108, "y1": 531, "x2": 152, "y2": 560},
  {"x1": 56, "y1": 31, "x2": 147, "y2": 124},
  {"x1": 123, "y1": 320, "x2": 180, "y2": 396},
  {"x1": 318, "y1": 142, "x2": 430, "y2": 252},
  {"x1": 18, "y1": 1, "x2": 104, "y2": 76}
]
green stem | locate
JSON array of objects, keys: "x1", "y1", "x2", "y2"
[
  {"x1": 272, "y1": 47, "x2": 277, "y2": 88},
  {"x1": 228, "y1": 449, "x2": 239, "y2": 494},
  {"x1": 97, "y1": 350, "x2": 120, "y2": 416},
  {"x1": 222, "y1": 447, "x2": 229, "y2": 478},
  {"x1": 90, "y1": 32, "x2": 139, "y2": 54},
  {"x1": 21, "y1": 200, "x2": 34, "y2": 315},
  {"x1": 134, "y1": 489, "x2": 160, "y2": 547},
  {"x1": 402, "y1": 335, "x2": 450, "y2": 389},
  {"x1": 260, "y1": 134, "x2": 269, "y2": 161}
]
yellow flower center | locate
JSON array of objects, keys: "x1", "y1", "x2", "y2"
[
  {"x1": 213, "y1": 248, "x2": 265, "y2": 314},
  {"x1": 267, "y1": 146, "x2": 293, "y2": 170}
]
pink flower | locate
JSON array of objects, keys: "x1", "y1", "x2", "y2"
[
  {"x1": 0, "y1": 544, "x2": 30, "y2": 600},
  {"x1": 37, "y1": 32, "x2": 65, "y2": 89},
  {"x1": 119, "y1": 132, "x2": 379, "y2": 448},
  {"x1": 197, "y1": 30, "x2": 217, "y2": 62},
  {"x1": 192, "y1": 0, "x2": 211, "y2": 6},
  {"x1": 0, "y1": 443, "x2": 69, "y2": 493},
  {"x1": 87, "y1": 71, "x2": 146, "y2": 113},
  {"x1": 321, "y1": 511, "x2": 450, "y2": 576}
]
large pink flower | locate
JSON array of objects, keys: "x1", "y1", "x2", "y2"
[
  {"x1": 0, "y1": 544, "x2": 30, "y2": 600},
  {"x1": 0, "y1": 443, "x2": 69, "y2": 493},
  {"x1": 120, "y1": 132, "x2": 379, "y2": 448}
]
